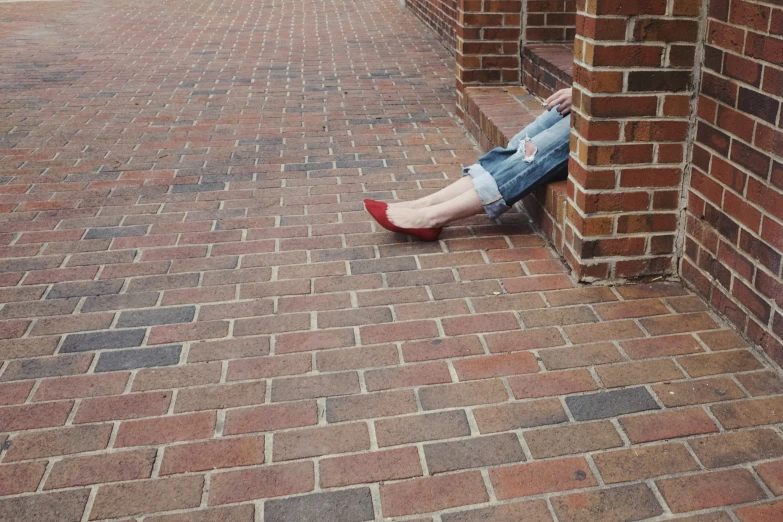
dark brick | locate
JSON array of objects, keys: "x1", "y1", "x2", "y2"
[
  {"x1": 264, "y1": 488, "x2": 374, "y2": 522},
  {"x1": 1, "y1": 354, "x2": 92, "y2": 381},
  {"x1": 60, "y1": 329, "x2": 146, "y2": 353},
  {"x1": 47, "y1": 280, "x2": 124, "y2": 299},
  {"x1": 95, "y1": 345, "x2": 182, "y2": 372},
  {"x1": 566, "y1": 387, "x2": 660, "y2": 421},
  {"x1": 627, "y1": 71, "x2": 691, "y2": 92},
  {"x1": 84, "y1": 226, "x2": 148, "y2": 239},
  {"x1": 738, "y1": 86, "x2": 780, "y2": 124},
  {"x1": 117, "y1": 307, "x2": 195, "y2": 328}
]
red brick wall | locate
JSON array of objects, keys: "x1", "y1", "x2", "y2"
[
  {"x1": 683, "y1": 0, "x2": 783, "y2": 362},
  {"x1": 566, "y1": 0, "x2": 702, "y2": 282},
  {"x1": 526, "y1": 0, "x2": 577, "y2": 42},
  {"x1": 407, "y1": 0, "x2": 458, "y2": 53},
  {"x1": 455, "y1": 0, "x2": 523, "y2": 116}
]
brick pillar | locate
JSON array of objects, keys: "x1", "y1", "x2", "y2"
[
  {"x1": 565, "y1": 0, "x2": 703, "y2": 281},
  {"x1": 455, "y1": 0, "x2": 523, "y2": 116}
]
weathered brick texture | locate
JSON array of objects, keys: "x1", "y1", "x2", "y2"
[
  {"x1": 407, "y1": 0, "x2": 458, "y2": 52},
  {"x1": 525, "y1": 0, "x2": 577, "y2": 43},
  {"x1": 566, "y1": 0, "x2": 703, "y2": 281},
  {"x1": 455, "y1": 0, "x2": 524, "y2": 115},
  {"x1": 683, "y1": 0, "x2": 783, "y2": 365}
]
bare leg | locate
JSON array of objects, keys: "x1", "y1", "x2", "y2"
[
  {"x1": 387, "y1": 187, "x2": 484, "y2": 228},
  {"x1": 390, "y1": 176, "x2": 474, "y2": 209}
]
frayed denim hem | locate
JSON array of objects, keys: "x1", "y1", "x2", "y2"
[{"x1": 462, "y1": 163, "x2": 511, "y2": 220}]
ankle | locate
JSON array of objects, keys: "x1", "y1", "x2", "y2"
[{"x1": 421, "y1": 208, "x2": 442, "y2": 228}]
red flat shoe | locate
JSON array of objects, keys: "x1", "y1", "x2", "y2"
[{"x1": 364, "y1": 199, "x2": 442, "y2": 241}]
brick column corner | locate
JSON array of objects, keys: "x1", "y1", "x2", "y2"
[
  {"x1": 455, "y1": 0, "x2": 523, "y2": 116},
  {"x1": 564, "y1": 0, "x2": 703, "y2": 282}
]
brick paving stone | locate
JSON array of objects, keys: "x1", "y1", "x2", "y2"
[
  {"x1": 114, "y1": 412, "x2": 216, "y2": 447},
  {"x1": 424, "y1": 433, "x2": 525, "y2": 474},
  {"x1": 209, "y1": 462, "x2": 314, "y2": 505},
  {"x1": 652, "y1": 376, "x2": 746, "y2": 407},
  {"x1": 756, "y1": 460, "x2": 783, "y2": 494},
  {"x1": 159, "y1": 436, "x2": 265, "y2": 475},
  {"x1": 551, "y1": 483, "x2": 664, "y2": 522},
  {"x1": 735, "y1": 500, "x2": 783, "y2": 522},
  {"x1": 89, "y1": 475, "x2": 204, "y2": 519},
  {"x1": 132, "y1": 362, "x2": 222, "y2": 392},
  {"x1": 75, "y1": 391, "x2": 171, "y2": 423},
  {"x1": 565, "y1": 387, "x2": 660, "y2": 421},
  {"x1": 402, "y1": 336, "x2": 484, "y2": 362},
  {"x1": 539, "y1": 342, "x2": 624, "y2": 370},
  {"x1": 0, "y1": 401, "x2": 74, "y2": 431},
  {"x1": 0, "y1": 381, "x2": 33, "y2": 405},
  {"x1": 592, "y1": 442, "x2": 699, "y2": 484},
  {"x1": 380, "y1": 472, "x2": 489, "y2": 517},
  {"x1": 1, "y1": 353, "x2": 93, "y2": 381},
  {"x1": 0, "y1": 461, "x2": 47, "y2": 495},
  {"x1": 45, "y1": 449, "x2": 156, "y2": 489},
  {"x1": 711, "y1": 396, "x2": 783, "y2": 428},
  {"x1": 265, "y1": 488, "x2": 374, "y2": 522},
  {"x1": 473, "y1": 398, "x2": 568, "y2": 433},
  {"x1": 60, "y1": 329, "x2": 146, "y2": 353},
  {"x1": 419, "y1": 379, "x2": 509, "y2": 409},
  {"x1": 3, "y1": 424, "x2": 112, "y2": 461},
  {"x1": 145, "y1": 505, "x2": 256, "y2": 522},
  {"x1": 95, "y1": 345, "x2": 182, "y2": 372},
  {"x1": 273, "y1": 423, "x2": 370, "y2": 461},
  {"x1": 596, "y1": 359, "x2": 685, "y2": 387},
  {"x1": 524, "y1": 421, "x2": 624, "y2": 458},
  {"x1": 509, "y1": 369, "x2": 599, "y2": 398},
  {"x1": 325, "y1": 390, "x2": 417, "y2": 422},
  {"x1": 319, "y1": 447, "x2": 422, "y2": 488},
  {"x1": 489, "y1": 457, "x2": 597, "y2": 499},
  {"x1": 34, "y1": 373, "x2": 129, "y2": 401},
  {"x1": 0, "y1": 490, "x2": 89, "y2": 522},
  {"x1": 657, "y1": 469, "x2": 766, "y2": 513},
  {"x1": 738, "y1": 371, "x2": 783, "y2": 396},
  {"x1": 0, "y1": 0, "x2": 780, "y2": 519},
  {"x1": 375, "y1": 410, "x2": 471, "y2": 447},
  {"x1": 442, "y1": 500, "x2": 554, "y2": 522},
  {"x1": 690, "y1": 429, "x2": 783, "y2": 468},
  {"x1": 621, "y1": 334, "x2": 704, "y2": 359},
  {"x1": 621, "y1": 407, "x2": 719, "y2": 443},
  {"x1": 678, "y1": 350, "x2": 764, "y2": 377}
]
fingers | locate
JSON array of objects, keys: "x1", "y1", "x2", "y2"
[{"x1": 546, "y1": 93, "x2": 566, "y2": 111}]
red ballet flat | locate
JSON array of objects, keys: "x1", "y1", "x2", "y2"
[{"x1": 364, "y1": 199, "x2": 442, "y2": 241}]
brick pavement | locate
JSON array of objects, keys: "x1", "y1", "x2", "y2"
[{"x1": 1, "y1": 0, "x2": 783, "y2": 520}]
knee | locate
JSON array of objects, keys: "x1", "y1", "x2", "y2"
[{"x1": 521, "y1": 139, "x2": 537, "y2": 163}]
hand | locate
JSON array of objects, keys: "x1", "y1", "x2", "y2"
[{"x1": 545, "y1": 88, "x2": 573, "y2": 116}]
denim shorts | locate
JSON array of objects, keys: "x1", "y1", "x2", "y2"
[{"x1": 463, "y1": 107, "x2": 571, "y2": 220}]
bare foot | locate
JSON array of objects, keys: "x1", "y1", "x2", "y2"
[
  {"x1": 388, "y1": 198, "x2": 428, "y2": 210},
  {"x1": 386, "y1": 206, "x2": 438, "y2": 228}
]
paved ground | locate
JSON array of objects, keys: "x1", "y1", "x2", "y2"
[{"x1": 1, "y1": 0, "x2": 783, "y2": 520}]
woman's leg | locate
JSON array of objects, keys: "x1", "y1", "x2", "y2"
[
  {"x1": 507, "y1": 107, "x2": 565, "y2": 149},
  {"x1": 390, "y1": 109, "x2": 563, "y2": 210},
  {"x1": 387, "y1": 187, "x2": 484, "y2": 228},
  {"x1": 389, "y1": 176, "x2": 474, "y2": 209}
]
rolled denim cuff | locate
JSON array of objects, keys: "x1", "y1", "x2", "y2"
[{"x1": 462, "y1": 163, "x2": 511, "y2": 220}]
